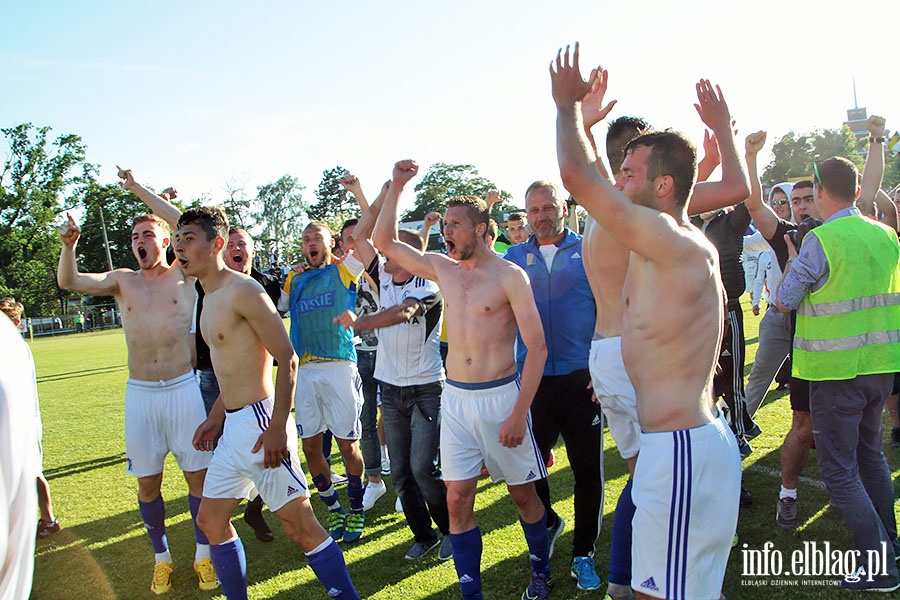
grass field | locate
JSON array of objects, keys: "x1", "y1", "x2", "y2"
[{"x1": 26, "y1": 301, "x2": 900, "y2": 599}]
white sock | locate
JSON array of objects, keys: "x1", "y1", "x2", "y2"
[
  {"x1": 780, "y1": 486, "x2": 797, "y2": 500},
  {"x1": 155, "y1": 550, "x2": 172, "y2": 564},
  {"x1": 195, "y1": 543, "x2": 210, "y2": 562},
  {"x1": 381, "y1": 445, "x2": 389, "y2": 461}
]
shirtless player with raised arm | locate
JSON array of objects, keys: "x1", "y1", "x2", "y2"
[
  {"x1": 57, "y1": 200, "x2": 214, "y2": 594},
  {"x1": 374, "y1": 164, "x2": 552, "y2": 600},
  {"x1": 176, "y1": 206, "x2": 358, "y2": 600},
  {"x1": 574, "y1": 55, "x2": 749, "y2": 600},
  {"x1": 552, "y1": 43, "x2": 742, "y2": 600}
]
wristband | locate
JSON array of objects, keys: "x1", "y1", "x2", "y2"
[{"x1": 869, "y1": 136, "x2": 886, "y2": 144}]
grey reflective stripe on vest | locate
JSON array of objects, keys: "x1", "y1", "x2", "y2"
[
  {"x1": 794, "y1": 329, "x2": 900, "y2": 352},
  {"x1": 796, "y1": 293, "x2": 900, "y2": 317}
]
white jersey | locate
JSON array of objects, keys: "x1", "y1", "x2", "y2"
[
  {"x1": 373, "y1": 260, "x2": 444, "y2": 387},
  {"x1": 0, "y1": 318, "x2": 40, "y2": 600}
]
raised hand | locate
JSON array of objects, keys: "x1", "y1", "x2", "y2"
[
  {"x1": 702, "y1": 130, "x2": 720, "y2": 164},
  {"x1": 693, "y1": 80, "x2": 732, "y2": 133},
  {"x1": 116, "y1": 165, "x2": 137, "y2": 191},
  {"x1": 580, "y1": 65, "x2": 617, "y2": 129},
  {"x1": 745, "y1": 130, "x2": 767, "y2": 157},
  {"x1": 868, "y1": 115, "x2": 886, "y2": 138},
  {"x1": 393, "y1": 160, "x2": 419, "y2": 186},
  {"x1": 550, "y1": 42, "x2": 593, "y2": 108},
  {"x1": 160, "y1": 186, "x2": 178, "y2": 201},
  {"x1": 485, "y1": 190, "x2": 500, "y2": 211},
  {"x1": 339, "y1": 174, "x2": 363, "y2": 197},
  {"x1": 57, "y1": 213, "x2": 81, "y2": 247},
  {"x1": 423, "y1": 211, "x2": 442, "y2": 228}
]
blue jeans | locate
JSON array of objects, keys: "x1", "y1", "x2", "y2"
[
  {"x1": 357, "y1": 350, "x2": 382, "y2": 477},
  {"x1": 197, "y1": 368, "x2": 220, "y2": 416},
  {"x1": 381, "y1": 380, "x2": 449, "y2": 541},
  {"x1": 810, "y1": 374, "x2": 899, "y2": 581}
]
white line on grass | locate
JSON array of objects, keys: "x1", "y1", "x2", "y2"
[{"x1": 745, "y1": 464, "x2": 826, "y2": 490}]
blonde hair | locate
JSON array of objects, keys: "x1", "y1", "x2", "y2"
[{"x1": 0, "y1": 297, "x2": 23, "y2": 324}]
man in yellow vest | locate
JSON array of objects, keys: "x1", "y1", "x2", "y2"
[{"x1": 777, "y1": 146, "x2": 900, "y2": 591}]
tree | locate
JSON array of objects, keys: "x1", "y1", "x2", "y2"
[
  {"x1": 309, "y1": 166, "x2": 351, "y2": 222},
  {"x1": 250, "y1": 174, "x2": 308, "y2": 268},
  {"x1": 78, "y1": 183, "x2": 151, "y2": 274},
  {"x1": 403, "y1": 163, "x2": 515, "y2": 222},
  {"x1": 763, "y1": 125, "x2": 864, "y2": 184},
  {"x1": 0, "y1": 123, "x2": 94, "y2": 315},
  {"x1": 221, "y1": 176, "x2": 253, "y2": 229}
]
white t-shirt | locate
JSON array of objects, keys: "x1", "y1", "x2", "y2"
[
  {"x1": 0, "y1": 318, "x2": 40, "y2": 600},
  {"x1": 373, "y1": 260, "x2": 444, "y2": 387}
]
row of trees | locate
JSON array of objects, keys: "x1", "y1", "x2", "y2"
[{"x1": 2, "y1": 122, "x2": 898, "y2": 316}]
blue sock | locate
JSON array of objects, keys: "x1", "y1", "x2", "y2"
[
  {"x1": 609, "y1": 477, "x2": 635, "y2": 586},
  {"x1": 210, "y1": 537, "x2": 248, "y2": 600},
  {"x1": 520, "y1": 511, "x2": 550, "y2": 576},
  {"x1": 312, "y1": 474, "x2": 341, "y2": 509},
  {"x1": 307, "y1": 538, "x2": 359, "y2": 599},
  {"x1": 347, "y1": 475, "x2": 364, "y2": 512},
  {"x1": 187, "y1": 494, "x2": 210, "y2": 545},
  {"x1": 138, "y1": 495, "x2": 168, "y2": 554},
  {"x1": 450, "y1": 527, "x2": 483, "y2": 600}
]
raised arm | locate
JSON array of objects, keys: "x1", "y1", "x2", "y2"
[
  {"x1": 859, "y1": 116, "x2": 886, "y2": 217},
  {"x1": 373, "y1": 160, "x2": 447, "y2": 281},
  {"x1": 579, "y1": 65, "x2": 615, "y2": 182},
  {"x1": 418, "y1": 211, "x2": 442, "y2": 244},
  {"x1": 118, "y1": 166, "x2": 182, "y2": 232},
  {"x1": 56, "y1": 214, "x2": 122, "y2": 296},
  {"x1": 686, "y1": 81, "x2": 750, "y2": 214},
  {"x1": 241, "y1": 280, "x2": 299, "y2": 468},
  {"x1": 696, "y1": 130, "x2": 720, "y2": 183},
  {"x1": 340, "y1": 173, "x2": 370, "y2": 212},
  {"x1": 743, "y1": 130, "x2": 780, "y2": 239},
  {"x1": 552, "y1": 43, "x2": 695, "y2": 264}
]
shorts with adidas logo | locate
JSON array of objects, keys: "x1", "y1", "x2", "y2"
[
  {"x1": 203, "y1": 396, "x2": 309, "y2": 512},
  {"x1": 440, "y1": 374, "x2": 547, "y2": 485},
  {"x1": 294, "y1": 360, "x2": 363, "y2": 440},
  {"x1": 631, "y1": 415, "x2": 740, "y2": 599}
]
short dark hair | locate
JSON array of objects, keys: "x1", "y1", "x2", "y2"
[
  {"x1": 447, "y1": 196, "x2": 489, "y2": 228},
  {"x1": 508, "y1": 211, "x2": 526, "y2": 223},
  {"x1": 177, "y1": 206, "x2": 229, "y2": 241},
  {"x1": 398, "y1": 229, "x2": 425, "y2": 251},
  {"x1": 793, "y1": 180, "x2": 814, "y2": 192},
  {"x1": 607, "y1": 116, "x2": 651, "y2": 174},
  {"x1": 816, "y1": 157, "x2": 858, "y2": 202},
  {"x1": 340, "y1": 218, "x2": 358, "y2": 236},
  {"x1": 624, "y1": 130, "x2": 697, "y2": 208}
]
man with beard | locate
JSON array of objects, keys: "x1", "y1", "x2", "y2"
[
  {"x1": 375, "y1": 163, "x2": 551, "y2": 600},
  {"x1": 175, "y1": 206, "x2": 359, "y2": 600},
  {"x1": 504, "y1": 181, "x2": 601, "y2": 591},
  {"x1": 553, "y1": 43, "x2": 743, "y2": 600},
  {"x1": 57, "y1": 185, "x2": 215, "y2": 594},
  {"x1": 278, "y1": 220, "x2": 376, "y2": 544}
]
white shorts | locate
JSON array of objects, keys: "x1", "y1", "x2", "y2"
[
  {"x1": 631, "y1": 416, "x2": 740, "y2": 600},
  {"x1": 590, "y1": 336, "x2": 641, "y2": 460},
  {"x1": 440, "y1": 375, "x2": 546, "y2": 485},
  {"x1": 124, "y1": 371, "x2": 212, "y2": 477},
  {"x1": 203, "y1": 397, "x2": 309, "y2": 512},
  {"x1": 295, "y1": 361, "x2": 363, "y2": 440}
]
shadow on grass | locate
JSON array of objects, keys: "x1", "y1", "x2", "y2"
[
  {"x1": 44, "y1": 453, "x2": 127, "y2": 481},
  {"x1": 37, "y1": 364, "x2": 128, "y2": 384}
]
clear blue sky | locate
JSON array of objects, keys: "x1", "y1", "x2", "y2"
[{"x1": 2, "y1": 0, "x2": 896, "y2": 215}]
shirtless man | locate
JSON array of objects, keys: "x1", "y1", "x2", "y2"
[
  {"x1": 57, "y1": 206, "x2": 214, "y2": 594},
  {"x1": 177, "y1": 206, "x2": 358, "y2": 600},
  {"x1": 374, "y1": 164, "x2": 551, "y2": 600},
  {"x1": 552, "y1": 43, "x2": 743, "y2": 600}
]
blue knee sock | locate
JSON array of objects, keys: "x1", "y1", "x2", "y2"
[
  {"x1": 609, "y1": 477, "x2": 635, "y2": 586},
  {"x1": 210, "y1": 537, "x2": 248, "y2": 600},
  {"x1": 138, "y1": 495, "x2": 168, "y2": 554},
  {"x1": 312, "y1": 474, "x2": 341, "y2": 509},
  {"x1": 450, "y1": 527, "x2": 483, "y2": 600},
  {"x1": 307, "y1": 538, "x2": 359, "y2": 599},
  {"x1": 187, "y1": 494, "x2": 210, "y2": 545},
  {"x1": 520, "y1": 511, "x2": 550, "y2": 576},
  {"x1": 347, "y1": 475, "x2": 364, "y2": 512}
]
